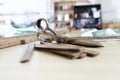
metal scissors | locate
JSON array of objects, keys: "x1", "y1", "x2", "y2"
[{"x1": 36, "y1": 18, "x2": 103, "y2": 47}]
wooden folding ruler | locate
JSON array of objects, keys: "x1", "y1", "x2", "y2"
[{"x1": 20, "y1": 43, "x2": 100, "y2": 63}]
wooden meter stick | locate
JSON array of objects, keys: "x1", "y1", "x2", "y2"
[
  {"x1": 20, "y1": 43, "x2": 81, "y2": 63},
  {"x1": 20, "y1": 45, "x2": 34, "y2": 63},
  {"x1": 1, "y1": 29, "x2": 120, "y2": 49},
  {"x1": 20, "y1": 43, "x2": 100, "y2": 63}
]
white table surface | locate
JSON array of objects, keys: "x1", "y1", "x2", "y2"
[{"x1": 0, "y1": 37, "x2": 120, "y2": 80}]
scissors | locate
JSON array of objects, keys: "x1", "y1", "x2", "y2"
[{"x1": 36, "y1": 18, "x2": 103, "y2": 47}]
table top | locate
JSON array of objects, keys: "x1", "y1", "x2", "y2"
[{"x1": 0, "y1": 38, "x2": 120, "y2": 80}]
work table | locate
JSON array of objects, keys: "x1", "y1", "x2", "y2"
[{"x1": 0, "y1": 40, "x2": 120, "y2": 80}]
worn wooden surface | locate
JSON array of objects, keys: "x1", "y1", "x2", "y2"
[{"x1": 0, "y1": 37, "x2": 120, "y2": 80}]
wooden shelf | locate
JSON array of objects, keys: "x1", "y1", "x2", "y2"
[{"x1": 54, "y1": 1, "x2": 76, "y2": 27}]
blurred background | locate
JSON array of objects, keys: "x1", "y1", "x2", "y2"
[{"x1": 0, "y1": 0, "x2": 120, "y2": 37}]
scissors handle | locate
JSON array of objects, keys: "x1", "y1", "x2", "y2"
[
  {"x1": 37, "y1": 18, "x2": 57, "y2": 36},
  {"x1": 37, "y1": 18, "x2": 59, "y2": 43},
  {"x1": 37, "y1": 18, "x2": 48, "y2": 30}
]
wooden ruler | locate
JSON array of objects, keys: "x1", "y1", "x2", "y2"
[
  {"x1": 1, "y1": 29, "x2": 120, "y2": 49},
  {"x1": 0, "y1": 30, "x2": 69, "y2": 49},
  {"x1": 72, "y1": 36, "x2": 120, "y2": 40},
  {"x1": 0, "y1": 34, "x2": 37, "y2": 49},
  {"x1": 20, "y1": 43, "x2": 100, "y2": 63},
  {"x1": 34, "y1": 43, "x2": 80, "y2": 51},
  {"x1": 20, "y1": 45, "x2": 34, "y2": 63}
]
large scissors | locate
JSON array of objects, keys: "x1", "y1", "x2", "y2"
[{"x1": 36, "y1": 18, "x2": 103, "y2": 47}]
